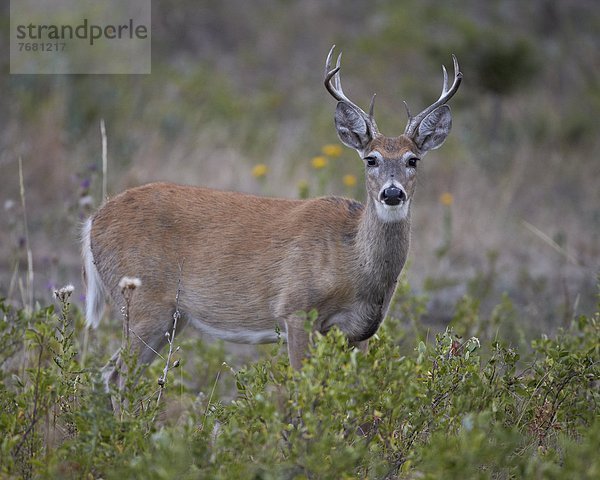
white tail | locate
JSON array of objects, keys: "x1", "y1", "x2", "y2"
[
  {"x1": 82, "y1": 217, "x2": 106, "y2": 329},
  {"x1": 83, "y1": 47, "x2": 462, "y2": 391}
]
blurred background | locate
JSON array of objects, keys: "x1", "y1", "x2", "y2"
[{"x1": 1, "y1": 0, "x2": 598, "y2": 337}]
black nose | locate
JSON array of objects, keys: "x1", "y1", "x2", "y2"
[{"x1": 380, "y1": 186, "x2": 406, "y2": 206}]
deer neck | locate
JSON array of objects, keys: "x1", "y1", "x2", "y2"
[{"x1": 354, "y1": 197, "x2": 411, "y2": 297}]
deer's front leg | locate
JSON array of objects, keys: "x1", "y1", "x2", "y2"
[
  {"x1": 285, "y1": 317, "x2": 310, "y2": 370},
  {"x1": 350, "y1": 339, "x2": 369, "y2": 353}
]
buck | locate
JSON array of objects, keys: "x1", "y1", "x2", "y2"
[{"x1": 82, "y1": 47, "x2": 462, "y2": 389}]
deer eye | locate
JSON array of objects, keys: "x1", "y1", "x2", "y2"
[
  {"x1": 364, "y1": 156, "x2": 379, "y2": 167},
  {"x1": 407, "y1": 157, "x2": 420, "y2": 168}
]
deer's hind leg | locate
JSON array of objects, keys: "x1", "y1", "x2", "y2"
[{"x1": 103, "y1": 302, "x2": 186, "y2": 410}]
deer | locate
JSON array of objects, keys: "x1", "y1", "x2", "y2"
[{"x1": 82, "y1": 46, "x2": 462, "y2": 392}]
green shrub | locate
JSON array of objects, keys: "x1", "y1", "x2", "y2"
[{"x1": 0, "y1": 291, "x2": 598, "y2": 478}]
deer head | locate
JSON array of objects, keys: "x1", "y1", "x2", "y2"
[{"x1": 325, "y1": 46, "x2": 462, "y2": 223}]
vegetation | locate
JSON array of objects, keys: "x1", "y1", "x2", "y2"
[
  {"x1": 0, "y1": 279, "x2": 598, "y2": 478},
  {"x1": 2, "y1": 1, "x2": 598, "y2": 327}
]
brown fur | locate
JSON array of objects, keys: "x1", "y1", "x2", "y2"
[{"x1": 88, "y1": 181, "x2": 410, "y2": 376}]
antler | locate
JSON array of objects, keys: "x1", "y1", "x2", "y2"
[
  {"x1": 404, "y1": 55, "x2": 462, "y2": 137},
  {"x1": 324, "y1": 45, "x2": 378, "y2": 134}
]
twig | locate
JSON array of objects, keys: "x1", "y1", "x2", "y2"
[
  {"x1": 119, "y1": 276, "x2": 141, "y2": 344},
  {"x1": 117, "y1": 276, "x2": 142, "y2": 415},
  {"x1": 202, "y1": 368, "x2": 222, "y2": 432},
  {"x1": 522, "y1": 220, "x2": 578, "y2": 265},
  {"x1": 516, "y1": 367, "x2": 553, "y2": 428},
  {"x1": 155, "y1": 271, "x2": 183, "y2": 413},
  {"x1": 7, "y1": 254, "x2": 19, "y2": 303},
  {"x1": 100, "y1": 119, "x2": 108, "y2": 203},
  {"x1": 18, "y1": 157, "x2": 34, "y2": 312},
  {"x1": 127, "y1": 328, "x2": 165, "y2": 361}
]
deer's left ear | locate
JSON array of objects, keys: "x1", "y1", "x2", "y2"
[{"x1": 414, "y1": 105, "x2": 452, "y2": 152}]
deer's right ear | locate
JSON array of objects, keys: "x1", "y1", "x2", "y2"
[{"x1": 335, "y1": 102, "x2": 373, "y2": 152}]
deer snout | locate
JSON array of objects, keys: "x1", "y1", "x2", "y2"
[{"x1": 379, "y1": 185, "x2": 407, "y2": 206}]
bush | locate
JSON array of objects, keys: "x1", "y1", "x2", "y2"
[{"x1": 0, "y1": 290, "x2": 598, "y2": 478}]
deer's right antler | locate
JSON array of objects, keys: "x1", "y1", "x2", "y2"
[{"x1": 324, "y1": 45, "x2": 379, "y2": 135}]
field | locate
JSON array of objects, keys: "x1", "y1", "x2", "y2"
[{"x1": 1, "y1": 1, "x2": 599, "y2": 478}]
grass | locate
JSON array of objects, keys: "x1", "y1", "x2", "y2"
[{"x1": 0, "y1": 274, "x2": 598, "y2": 478}]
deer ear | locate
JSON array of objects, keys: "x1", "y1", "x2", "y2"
[
  {"x1": 335, "y1": 102, "x2": 373, "y2": 151},
  {"x1": 414, "y1": 105, "x2": 452, "y2": 152}
]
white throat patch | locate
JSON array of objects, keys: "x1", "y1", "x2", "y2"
[{"x1": 374, "y1": 198, "x2": 411, "y2": 223}]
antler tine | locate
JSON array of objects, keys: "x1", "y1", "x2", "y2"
[
  {"x1": 333, "y1": 53, "x2": 344, "y2": 97},
  {"x1": 441, "y1": 65, "x2": 449, "y2": 97},
  {"x1": 324, "y1": 45, "x2": 378, "y2": 133},
  {"x1": 325, "y1": 44, "x2": 335, "y2": 78},
  {"x1": 324, "y1": 49, "x2": 350, "y2": 104},
  {"x1": 404, "y1": 55, "x2": 462, "y2": 137},
  {"x1": 324, "y1": 46, "x2": 343, "y2": 102},
  {"x1": 368, "y1": 94, "x2": 376, "y2": 122},
  {"x1": 452, "y1": 54, "x2": 460, "y2": 80}
]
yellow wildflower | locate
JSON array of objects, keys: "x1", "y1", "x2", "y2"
[
  {"x1": 311, "y1": 156, "x2": 328, "y2": 169},
  {"x1": 439, "y1": 192, "x2": 454, "y2": 206},
  {"x1": 342, "y1": 174, "x2": 357, "y2": 187},
  {"x1": 321, "y1": 144, "x2": 343, "y2": 157},
  {"x1": 252, "y1": 163, "x2": 268, "y2": 178}
]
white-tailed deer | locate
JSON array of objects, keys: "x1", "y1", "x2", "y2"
[{"x1": 82, "y1": 47, "x2": 462, "y2": 389}]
